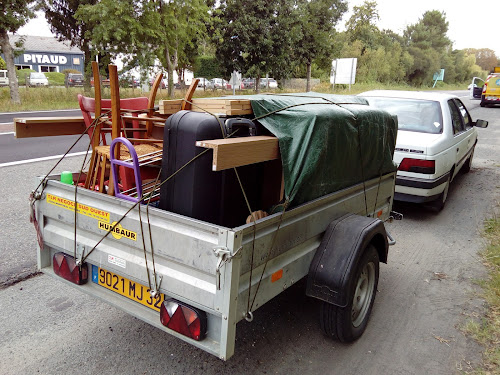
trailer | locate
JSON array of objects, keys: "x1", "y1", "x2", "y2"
[{"x1": 31, "y1": 93, "x2": 399, "y2": 360}]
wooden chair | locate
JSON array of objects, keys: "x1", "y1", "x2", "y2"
[{"x1": 83, "y1": 63, "x2": 164, "y2": 195}]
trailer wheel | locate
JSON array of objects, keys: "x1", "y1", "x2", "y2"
[{"x1": 320, "y1": 245, "x2": 379, "y2": 342}]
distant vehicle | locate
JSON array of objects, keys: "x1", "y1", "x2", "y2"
[
  {"x1": 90, "y1": 76, "x2": 110, "y2": 87},
  {"x1": 119, "y1": 75, "x2": 140, "y2": 88},
  {"x1": 0, "y1": 70, "x2": 9, "y2": 86},
  {"x1": 196, "y1": 78, "x2": 210, "y2": 88},
  {"x1": 28, "y1": 72, "x2": 49, "y2": 87},
  {"x1": 65, "y1": 73, "x2": 84, "y2": 87},
  {"x1": 480, "y1": 70, "x2": 500, "y2": 107},
  {"x1": 210, "y1": 78, "x2": 227, "y2": 89},
  {"x1": 468, "y1": 77, "x2": 484, "y2": 100},
  {"x1": 360, "y1": 90, "x2": 488, "y2": 211},
  {"x1": 150, "y1": 77, "x2": 167, "y2": 90},
  {"x1": 242, "y1": 78, "x2": 255, "y2": 89},
  {"x1": 260, "y1": 78, "x2": 278, "y2": 89}
]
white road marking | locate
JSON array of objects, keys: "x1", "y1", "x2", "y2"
[
  {"x1": 0, "y1": 151, "x2": 89, "y2": 168},
  {"x1": 0, "y1": 132, "x2": 15, "y2": 135}
]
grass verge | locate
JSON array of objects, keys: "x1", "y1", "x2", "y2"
[
  {"x1": 0, "y1": 81, "x2": 470, "y2": 113},
  {"x1": 462, "y1": 217, "x2": 500, "y2": 374}
]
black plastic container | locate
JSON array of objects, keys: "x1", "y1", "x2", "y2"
[{"x1": 159, "y1": 111, "x2": 265, "y2": 228}]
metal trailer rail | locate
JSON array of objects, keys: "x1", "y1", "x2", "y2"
[{"x1": 35, "y1": 171, "x2": 396, "y2": 360}]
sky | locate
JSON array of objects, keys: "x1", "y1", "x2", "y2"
[{"x1": 18, "y1": 2, "x2": 499, "y2": 56}]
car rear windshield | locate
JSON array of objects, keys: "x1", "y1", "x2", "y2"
[
  {"x1": 31, "y1": 73, "x2": 46, "y2": 79},
  {"x1": 365, "y1": 97, "x2": 443, "y2": 134},
  {"x1": 71, "y1": 74, "x2": 83, "y2": 79}
]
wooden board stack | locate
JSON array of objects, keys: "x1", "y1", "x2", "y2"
[
  {"x1": 159, "y1": 98, "x2": 253, "y2": 116},
  {"x1": 158, "y1": 99, "x2": 183, "y2": 114},
  {"x1": 191, "y1": 99, "x2": 252, "y2": 115}
]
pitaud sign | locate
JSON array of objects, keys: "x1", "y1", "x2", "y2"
[{"x1": 23, "y1": 54, "x2": 68, "y2": 65}]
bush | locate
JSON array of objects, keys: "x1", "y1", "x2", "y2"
[
  {"x1": 16, "y1": 68, "x2": 35, "y2": 86},
  {"x1": 45, "y1": 72, "x2": 65, "y2": 86}
]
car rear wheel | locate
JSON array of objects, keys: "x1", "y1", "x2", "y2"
[
  {"x1": 429, "y1": 173, "x2": 451, "y2": 212},
  {"x1": 320, "y1": 245, "x2": 379, "y2": 342}
]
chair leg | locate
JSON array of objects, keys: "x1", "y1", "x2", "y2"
[{"x1": 85, "y1": 150, "x2": 98, "y2": 190}]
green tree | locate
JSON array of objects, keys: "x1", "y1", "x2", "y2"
[
  {"x1": 0, "y1": 56, "x2": 6, "y2": 70},
  {"x1": 404, "y1": 10, "x2": 451, "y2": 85},
  {"x1": 194, "y1": 55, "x2": 222, "y2": 80},
  {"x1": 215, "y1": 0, "x2": 297, "y2": 92},
  {"x1": 345, "y1": 0, "x2": 379, "y2": 51},
  {"x1": 295, "y1": 0, "x2": 347, "y2": 91},
  {"x1": 0, "y1": 0, "x2": 37, "y2": 104},
  {"x1": 464, "y1": 48, "x2": 498, "y2": 73},
  {"x1": 77, "y1": 0, "x2": 209, "y2": 97},
  {"x1": 43, "y1": 0, "x2": 110, "y2": 90}
]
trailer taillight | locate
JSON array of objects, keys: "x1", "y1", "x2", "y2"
[
  {"x1": 398, "y1": 158, "x2": 435, "y2": 174},
  {"x1": 160, "y1": 299, "x2": 207, "y2": 341},
  {"x1": 53, "y1": 252, "x2": 88, "y2": 285}
]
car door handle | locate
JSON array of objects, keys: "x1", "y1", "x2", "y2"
[{"x1": 457, "y1": 148, "x2": 460, "y2": 152}]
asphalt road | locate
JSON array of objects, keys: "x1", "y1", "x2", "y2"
[
  {"x1": 0, "y1": 109, "x2": 89, "y2": 164},
  {"x1": 0, "y1": 93, "x2": 498, "y2": 374}
]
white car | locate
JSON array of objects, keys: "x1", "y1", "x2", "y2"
[
  {"x1": 28, "y1": 72, "x2": 49, "y2": 87},
  {"x1": 360, "y1": 90, "x2": 488, "y2": 210},
  {"x1": 260, "y1": 78, "x2": 278, "y2": 89}
]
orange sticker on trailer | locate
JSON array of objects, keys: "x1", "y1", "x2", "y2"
[
  {"x1": 47, "y1": 193, "x2": 110, "y2": 222},
  {"x1": 271, "y1": 269, "x2": 283, "y2": 283}
]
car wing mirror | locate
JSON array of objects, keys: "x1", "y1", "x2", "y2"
[{"x1": 474, "y1": 119, "x2": 488, "y2": 128}]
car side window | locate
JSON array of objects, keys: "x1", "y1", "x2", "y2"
[
  {"x1": 453, "y1": 99, "x2": 472, "y2": 130},
  {"x1": 448, "y1": 100, "x2": 465, "y2": 135}
]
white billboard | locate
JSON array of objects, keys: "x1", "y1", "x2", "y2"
[{"x1": 330, "y1": 58, "x2": 357, "y2": 86}]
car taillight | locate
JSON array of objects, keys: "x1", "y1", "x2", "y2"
[
  {"x1": 53, "y1": 252, "x2": 88, "y2": 285},
  {"x1": 160, "y1": 299, "x2": 207, "y2": 341},
  {"x1": 398, "y1": 158, "x2": 435, "y2": 174}
]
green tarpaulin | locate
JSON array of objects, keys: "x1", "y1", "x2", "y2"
[{"x1": 244, "y1": 93, "x2": 398, "y2": 208}]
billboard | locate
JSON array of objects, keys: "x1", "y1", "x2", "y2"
[{"x1": 330, "y1": 58, "x2": 357, "y2": 86}]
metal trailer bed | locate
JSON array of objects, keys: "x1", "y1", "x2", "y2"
[{"x1": 35, "y1": 170, "x2": 396, "y2": 360}]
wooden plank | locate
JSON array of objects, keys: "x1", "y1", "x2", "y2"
[
  {"x1": 158, "y1": 99, "x2": 183, "y2": 115},
  {"x1": 196, "y1": 136, "x2": 279, "y2": 171},
  {"x1": 15, "y1": 117, "x2": 87, "y2": 138}
]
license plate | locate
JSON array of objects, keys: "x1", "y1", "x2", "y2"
[{"x1": 92, "y1": 265, "x2": 164, "y2": 312}]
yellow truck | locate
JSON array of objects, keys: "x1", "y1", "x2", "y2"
[{"x1": 480, "y1": 67, "x2": 500, "y2": 107}]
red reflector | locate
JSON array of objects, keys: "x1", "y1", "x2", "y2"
[
  {"x1": 53, "y1": 252, "x2": 88, "y2": 285},
  {"x1": 398, "y1": 158, "x2": 435, "y2": 174},
  {"x1": 160, "y1": 299, "x2": 207, "y2": 341}
]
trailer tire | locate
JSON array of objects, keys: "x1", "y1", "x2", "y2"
[{"x1": 319, "y1": 245, "x2": 379, "y2": 342}]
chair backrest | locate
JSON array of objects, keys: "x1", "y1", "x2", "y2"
[
  {"x1": 148, "y1": 72, "x2": 164, "y2": 117},
  {"x1": 78, "y1": 94, "x2": 149, "y2": 146}
]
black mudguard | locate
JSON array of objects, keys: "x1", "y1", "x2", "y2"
[{"x1": 306, "y1": 214, "x2": 389, "y2": 307}]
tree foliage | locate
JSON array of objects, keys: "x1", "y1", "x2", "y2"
[
  {"x1": 0, "y1": 0, "x2": 38, "y2": 103},
  {"x1": 215, "y1": 0, "x2": 291, "y2": 90},
  {"x1": 194, "y1": 55, "x2": 222, "y2": 80},
  {"x1": 43, "y1": 0, "x2": 111, "y2": 89},
  {"x1": 464, "y1": 48, "x2": 499, "y2": 73},
  {"x1": 76, "y1": 0, "x2": 209, "y2": 97},
  {"x1": 403, "y1": 10, "x2": 451, "y2": 85},
  {"x1": 345, "y1": 0, "x2": 379, "y2": 50},
  {"x1": 295, "y1": 0, "x2": 347, "y2": 90}
]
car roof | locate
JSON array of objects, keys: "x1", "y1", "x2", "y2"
[{"x1": 359, "y1": 90, "x2": 458, "y2": 101}]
